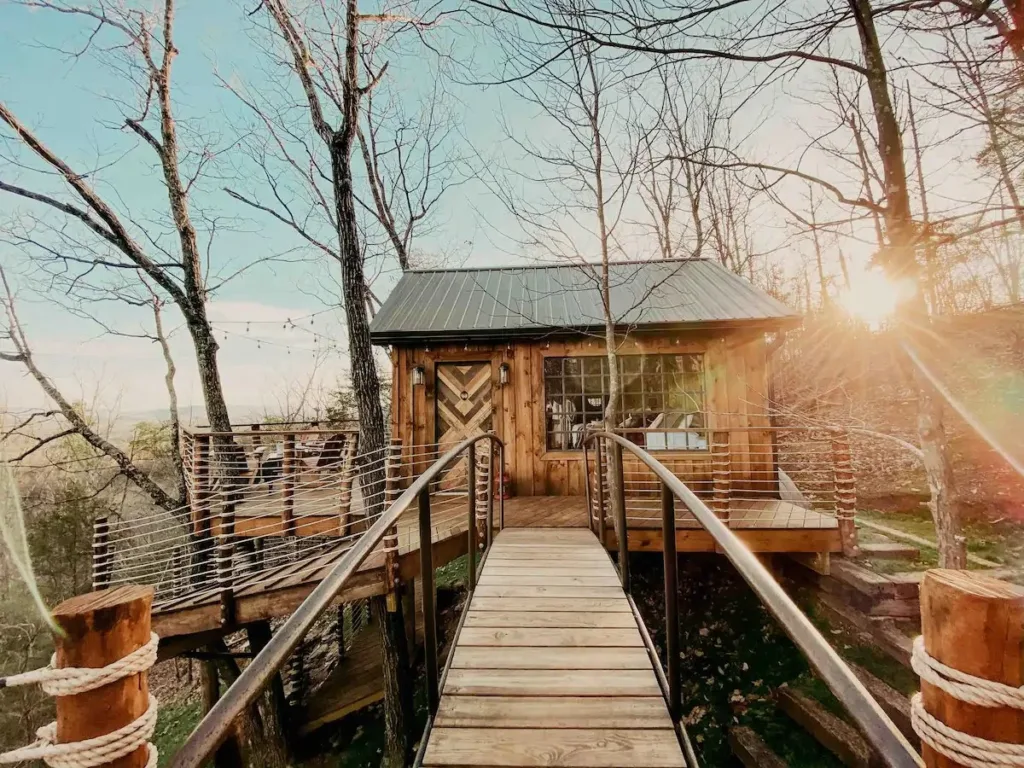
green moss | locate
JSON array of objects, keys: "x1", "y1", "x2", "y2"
[
  {"x1": 153, "y1": 701, "x2": 203, "y2": 768},
  {"x1": 435, "y1": 554, "x2": 469, "y2": 590}
]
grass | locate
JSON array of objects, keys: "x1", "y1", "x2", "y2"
[
  {"x1": 153, "y1": 700, "x2": 203, "y2": 768},
  {"x1": 856, "y1": 507, "x2": 1024, "y2": 574}
]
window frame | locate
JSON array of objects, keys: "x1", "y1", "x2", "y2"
[{"x1": 541, "y1": 351, "x2": 709, "y2": 455}]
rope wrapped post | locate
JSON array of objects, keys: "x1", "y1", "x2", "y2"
[
  {"x1": 383, "y1": 438, "x2": 402, "y2": 612},
  {"x1": 831, "y1": 428, "x2": 860, "y2": 557},
  {"x1": 475, "y1": 446, "x2": 489, "y2": 552},
  {"x1": 92, "y1": 516, "x2": 111, "y2": 591},
  {"x1": 57, "y1": 585, "x2": 155, "y2": 768},
  {"x1": 915, "y1": 569, "x2": 1024, "y2": 767},
  {"x1": 711, "y1": 430, "x2": 731, "y2": 521}
]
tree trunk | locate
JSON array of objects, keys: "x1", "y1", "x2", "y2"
[
  {"x1": 371, "y1": 594, "x2": 414, "y2": 767},
  {"x1": 326, "y1": 0, "x2": 410, "y2": 759},
  {"x1": 850, "y1": 0, "x2": 966, "y2": 568},
  {"x1": 245, "y1": 622, "x2": 292, "y2": 768}
]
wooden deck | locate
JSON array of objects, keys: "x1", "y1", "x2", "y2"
[
  {"x1": 152, "y1": 494, "x2": 839, "y2": 647},
  {"x1": 423, "y1": 527, "x2": 685, "y2": 767}
]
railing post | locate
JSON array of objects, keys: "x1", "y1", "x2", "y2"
[
  {"x1": 285, "y1": 641, "x2": 308, "y2": 710},
  {"x1": 595, "y1": 438, "x2": 607, "y2": 547},
  {"x1": 497, "y1": 442, "x2": 505, "y2": 532},
  {"x1": 661, "y1": 483, "x2": 680, "y2": 721},
  {"x1": 481, "y1": 437, "x2": 493, "y2": 548},
  {"x1": 193, "y1": 433, "x2": 212, "y2": 538},
  {"x1": 831, "y1": 428, "x2": 860, "y2": 557},
  {"x1": 467, "y1": 448, "x2": 478, "y2": 592},
  {"x1": 917, "y1": 570, "x2": 1024, "y2": 767},
  {"x1": 583, "y1": 437, "x2": 594, "y2": 535},
  {"x1": 92, "y1": 515, "x2": 111, "y2": 590},
  {"x1": 383, "y1": 438, "x2": 402, "y2": 611},
  {"x1": 613, "y1": 441, "x2": 630, "y2": 592},
  {"x1": 418, "y1": 488, "x2": 439, "y2": 715},
  {"x1": 337, "y1": 433, "x2": 359, "y2": 537},
  {"x1": 217, "y1": 508, "x2": 236, "y2": 627},
  {"x1": 282, "y1": 431, "x2": 296, "y2": 538},
  {"x1": 711, "y1": 430, "x2": 731, "y2": 522}
]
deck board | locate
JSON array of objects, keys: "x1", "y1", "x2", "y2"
[{"x1": 423, "y1": 527, "x2": 685, "y2": 767}]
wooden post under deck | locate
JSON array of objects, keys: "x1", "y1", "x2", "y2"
[
  {"x1": 919, "y1": 569, "x2": 1024, "y2": 767},
  {"x1": 51, "y1": 585, "x2": 154, "y2": 768}
]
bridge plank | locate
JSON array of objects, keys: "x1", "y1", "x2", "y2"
[
  {"x1": 473, "y1": 585, "x2": 625, "y2": 599},
  {"x1": 457, "y1": 627, "x2": 644, "y2": 647},
  {"x1": 433, "y1": 696, "x2": 672, "y2": 729},
  {"x1": 422, "y1": 728, "x2": 686, "y2": 766},
  {"x1": 469, "y1": 598, "x2": 631, "y2": 613},
  {"x1": 464, "y1": 611, "x2": 636, "y2": 628},
  {"x1": 443, "y1": 668, "x2": 660, "y2": 696},
  {"x1": 477, "y1": 575, "x2": 622, "y2": 588},
  {"x1": 450, "y1": 646, "x2": 651, "y2": 670}
]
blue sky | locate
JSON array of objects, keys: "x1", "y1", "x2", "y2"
[
  {"x1": 0, "y1": 1, "x2": 513, "y2": 416},
  {"x1": 0, "y1": 1, "x2": 994, "y2": 418}
]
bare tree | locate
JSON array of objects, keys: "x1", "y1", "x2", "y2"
[{"x1": 0, "y1": 0, "x2": 261, "y2": 502}]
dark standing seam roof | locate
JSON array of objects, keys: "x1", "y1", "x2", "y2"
[{"x1": 369, "y1": 258, "x2": 799, "y2": 343}]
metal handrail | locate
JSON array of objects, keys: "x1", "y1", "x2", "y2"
[
  {"x1": 170, "y1": 433, "x2": 505, "y2": 768},
  {"x1": 583, "y1": 431, "x2": 923, "y2": 768}
]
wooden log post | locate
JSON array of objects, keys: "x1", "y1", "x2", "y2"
[
  {"x1": 282, "y1": 432, "x2": 296, "y2": 538},
  {"x1": 832, "y1": 428, "x2": 860, "y2": 557},
  {"x1": 51, "y1": 585, "x2": 154, "y2": 768},
  {"x1": 337, "y1": 433, "x2": 359, "y2": 537},
  {"x1": 595, "y1": 439, "x2": 608, "y2": 546},
  {"x1": 918, "y1": 570, "x2": 1024, "y2": 768},
  {"x1": 92, "y1": 515, "x2": 112, "y2": 590},
  {"x1": 711, "y1": 430, "x2": 732, "y2": 521},
  {"x1": 216, "y1": 508, "x2": 236, "y2": 626}
]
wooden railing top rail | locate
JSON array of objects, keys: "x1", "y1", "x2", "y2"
[
  {"x1": 584, "y1": 431, "x2": 921, "y2": 768},
  {"x1": 181, "y1": 422, "x2": 359, "y2": 438}
]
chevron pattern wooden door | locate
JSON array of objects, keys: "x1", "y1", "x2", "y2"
[{"x1": 435, "y1": 362, "x2": 493, "y2": 490}]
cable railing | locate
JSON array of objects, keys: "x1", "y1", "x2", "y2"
[
  {"x1": 168, "y1": 432, "x2": 505, "y2": 768},
  {"x1": 588, "y1": 425, "x2": 857, "y2": 553},
  {"x1": 93, "y1": 438, "x2": 494, "y2": 610},
  {"x1": 583, "y1": 431, "x2": 922, "y2": 768}
]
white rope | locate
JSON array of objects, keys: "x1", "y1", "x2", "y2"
[
  {"x1": 2, "y1": 633, "x2": 158, "y2": 697},
  {"x1": 912, "y1": 635, "x2": 1024, "y2": 710},
  {"x1": 0, "y1": 634, "x2": 159, "y2": 768},
  {"x1": 911, "y1": 635, "x2": 1024, "y2": 767},
  {"x1": 911, "y1": 694, "x2": 1024, "y2": 767}
]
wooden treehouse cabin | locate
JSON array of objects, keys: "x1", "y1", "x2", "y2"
[{"x1": 372, "y1": 258, "x2": 857, "y2": 556}]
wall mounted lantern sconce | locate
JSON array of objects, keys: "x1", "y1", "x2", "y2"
[
  {"x1": 498, "y1": 362, "x2": 510, "y2": 386},
  {"x1": 412, "y1": 366, "x2": 425, "y2": 386}
]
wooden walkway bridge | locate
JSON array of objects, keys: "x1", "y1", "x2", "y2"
[{"x1": 424, "y1": 526, "x2": 685, "y2": 767}]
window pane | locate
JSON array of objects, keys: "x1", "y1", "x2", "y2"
[
  {"x1": 544, "y1": 357, "x2": 562, "y2": 377},
  {"x1": 582, "y1": 356, "x2": 603, "y2": 376}
]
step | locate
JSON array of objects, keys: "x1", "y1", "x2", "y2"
[
  {"x1": 776, "y1": 686, "x2": 873, "y2": 768},
  {"x1": 848, "y1": 663, "x2": 919, "y2": 751},
  {"x1": 858, "y1": 542, "x2": 920, "y2": 561},
  {"x1": 729, "y1": 727, "x2": 786, "y2": 768}
]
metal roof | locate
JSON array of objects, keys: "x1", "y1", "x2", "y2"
[{"x1": 369, "y1": 258, "x2": 799, "y2": 343}]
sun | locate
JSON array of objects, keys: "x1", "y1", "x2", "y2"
[{"x1": 838, "y1": 270, "x2": 911, "y2": 328}]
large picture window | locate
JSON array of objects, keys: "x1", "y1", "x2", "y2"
[{"x1": 543, "y1": 354, "x2": 707, "y2": 451}]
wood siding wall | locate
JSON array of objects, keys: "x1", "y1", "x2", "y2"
[{"x1": 389, "y1": 330, "x2": 773, "y2": 497}]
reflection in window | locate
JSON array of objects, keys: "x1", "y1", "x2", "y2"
[{"x1": 543, "y1": 354, "x2": 707, "y2": 451}]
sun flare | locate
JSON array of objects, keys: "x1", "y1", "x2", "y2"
[{"x1": 838, "y1": 270, "x2": 911, "y2": 328}]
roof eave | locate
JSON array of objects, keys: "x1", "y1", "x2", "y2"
[{"x1": 370, "y1": 315, "x2": 801, "y2": 346}]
